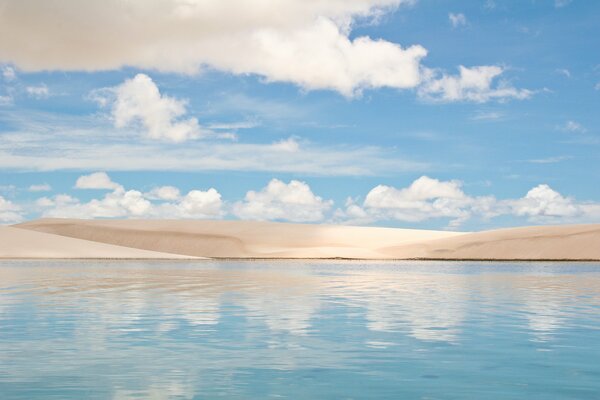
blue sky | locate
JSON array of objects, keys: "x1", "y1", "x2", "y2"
[{"x1": 0, "y1": 0, "x2": 599, "y2": 230}]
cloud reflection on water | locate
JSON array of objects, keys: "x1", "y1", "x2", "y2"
[{"x1": 1, "y1": 261, "x2": 600, "y2": 399}]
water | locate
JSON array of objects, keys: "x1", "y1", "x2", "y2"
[{"x1": 1, "y1": 261, "x2": 600, "y2": 399}]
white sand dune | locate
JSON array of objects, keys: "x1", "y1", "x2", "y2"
[
  {"x1": 6, "y1": 218, "x2": 600, "y2": 260},
  {"x1": 13, "y1": 218, "x2": 461, "y2": 259},
  {"x1": 0, "y1": 226, "x2": 198, "y2": 259},
  {"x1": 379, "y1": 224, "x2": 600, "y2": 261}
]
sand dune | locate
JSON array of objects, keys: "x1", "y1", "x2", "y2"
[
  {"x1": 0, "y1": 226, "x2": 198, "y2": 259},
  {"x1": 379, "y1": 224, "x2": 600, "y2": 261},
  {"x1": 6, "y1": 218, "x2": 600, "y2": 260},
  {"x1": 13, "y1": 219, "x2": 461, "y2": 259}
]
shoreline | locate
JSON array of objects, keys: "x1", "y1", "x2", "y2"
[{"x1": 3, "y1": 257, "x2": 600, "y2": 262}]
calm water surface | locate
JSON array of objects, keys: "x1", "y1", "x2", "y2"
[{"x1": 1, "y1": 260, "x2": 600, "y2": 399}]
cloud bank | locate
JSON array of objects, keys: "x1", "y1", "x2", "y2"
[
  {"x1": 0, "y1": 0, "x2": 427, "y2": 97},
  {"x1": 25, "y1": 173, "x2": 600, "y2": 228},
  {"x1": 0, "y1": 1, "x2": 530, "y2": 100}
]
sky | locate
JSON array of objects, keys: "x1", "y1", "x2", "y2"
[{"x1": 0, "y1": 0, "x2": 599, "y2": 230}]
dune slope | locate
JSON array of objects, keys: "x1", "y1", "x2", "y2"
[
  {"x1": 0, "y1": 226, "x2": 198, "y2": 259},
  {"x1": 9, "y1": 219, "x2": 600, "y2": 260},
  {"x1": 14, "y1": 218, "x2": 462, "y2": 259},
  {"x1": 380, "y1": 224, "x2": 600, "y2": 260}
]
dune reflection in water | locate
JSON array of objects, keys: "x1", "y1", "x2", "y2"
[{"x1": 1, "y1": 260, "x2": 600, "y2": 399}]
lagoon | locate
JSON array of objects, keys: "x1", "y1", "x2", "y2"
[{"x1": 1, "y1": 260, "x2": 600, "y2": 399}]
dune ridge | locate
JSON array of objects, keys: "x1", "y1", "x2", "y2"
[{"x1": 5, "y1": 218, "x2": 600, "y2": 260}]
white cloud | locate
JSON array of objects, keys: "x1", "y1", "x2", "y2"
[
  {"x1": 471, "y1": 111, "x2": 504, "y2": 121},
  {"x1": 527, "y1": 155, "x2": 571, "y2": 164},
  {"x1": 28, "y1": 183, "x2": 51, "y2": 192},
  {"x1": 358, "y1": 176, "x2": 486, "y2": 227},
  {"x1": 41, "y1": 188, "x2": 152, "y2": 218},
  {"x1": 558, "y1": 120, "x2": 586, "y2": 133},
  {"x1": 75, "y1": 172, "x2": 123, "y2": 190},
  {"x1": 12, "y1": 175, "x2": 600, "y2": 227},
  {"x1": 484, "y1": 0, "x2": 496, "y2": 10},
  {"x1": 270, "y1": 137, "x2": 300, "y2": 153},
  {"x1": 40, "y1": 178, "x2": 223, "y2": 220},
  {"x1": 448, "y1": 13, "x2": 467, "y2": 28},
  {"x1": 0, "y1": 195, "x2": 23, "y2": 224},
  {"x1": 25, "y1": 84, "x2": 49, "y2": 99},
  {"x1": 206, "y1": 120, "x2": 260, "y2": 130},
  {"x1": 509, "y1": 184, "x2": 580, "y2": 220},
  {"x1": 160, "y1": 189, "x2": 223, "y2": 218},
  {"x1": 97, "y1": 74, "x2": 206, "y2": 142},
  {"x1": 146, "y1": 186, "x2": 181, "y2": 201},
  {"x1": 233, "y1": 179, "x2": 333, "y2": 222},
  {"x1": 0, "y1": 110, "x2": 427, "y2": 175},
  {"x1": 419, "y1": 65, "x2": 532, "y2": 103},
  {"x1": 0, "y1": 0, "x2": 429, "y2": 97},
  {"x1": 1, "y1": 65, "x2": 16, "y2": 81},
  {"x1": 336, "y1": 177, "x2": 600, "y2": 228}
]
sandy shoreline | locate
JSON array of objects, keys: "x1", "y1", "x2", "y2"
[{"x1": 2, "y1": 218, "x2": 599, "y2": 261}]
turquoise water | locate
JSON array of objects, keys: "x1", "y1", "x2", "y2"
[{"x1": 1, "y1": 261, "x2": 600, "y2": 399}]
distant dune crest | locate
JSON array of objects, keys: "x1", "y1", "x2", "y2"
[{"x1": 2, "y1": 218, "x2": 600, "y2": 260}]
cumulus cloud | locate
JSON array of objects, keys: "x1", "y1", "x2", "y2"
[
  {"x1": 41, "y1": 173, "x2": 223, "y2": 219},
  {"x1": 158, "y1": 189, "x2": 223, "y2": 218},
  {"x1": 359, "y1": 176, "x2": 491, "y2": 227},
  {"x1": 448, "y1": 13, "x2": 467, "y2": 28},
  {"x1": 0, "y1": 0, "x2": 431, "y2": 96},
  {"x1": 25, "y1": 84, "x2": 49, "y2": 99},
  {"x1": 0, "y1": 195, "x2": 23, "y2": 223},
  {"x1": 146, "y1": 186, "x2": 181, "y2": 201},
  {"x1": 419, "y1": 65, "x2": 532, "y2": 103},
  {"x1": 75, "y1": 172, "x2": 123, "y2": 190},
  {"x1": 28, "y1": 183, "x2": 52, "y2": 192},
  {"x1": 508, "y1": 184, "x2": 600, "y2": 222},
  {"x1": 40, "y1": 189, "x2": 152, "y2": 218},
  {"x1": 92, "y1": 74, "x2": 206, "y2": 142},
  {"x1": 233, "y1": 179, "x2": 333, "y2": 222},
  {"x1": 15, "y1": 174, "x2": 600, "y2": 227},
  {"x1": 336, "y1": 177, "x2": 600, "y2": 228}
]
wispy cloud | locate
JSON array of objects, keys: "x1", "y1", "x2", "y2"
[
  {"x1": 448, "y1": 13, "x2": 467, "y2": 28},
  {"x1": 557, "y1": 120, "x2": 587, "y2": 133},
  {"x1": 0, "y1": 109, "x2": 428, "y2": 176},
  {"x1": 470, "y1": 111, "x2": 504, "y2": 121},
  {"x1": 555, "y1": 0, "x2": 573, "y2": 8},
  {"x1": 419, "y1": 65, "x2": 531, "y2": 103},
  {"x1": 555, "y1": 68, "x2": 571, "y2": 78},
  {"x1": 28, "y1": 183, "x2": 52, "y2": 192},
  {"x1": 1, "y1": 65, "x2": 16, "y2": 81},
  {"x1": 26, "y1": 84, "x2": 50, "y2": 99},
  {"x1": 527, "y1": 155, "x2": 571, "y2": 164}
]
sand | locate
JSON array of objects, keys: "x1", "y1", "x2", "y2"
[
  {"x1": 5, "y1": 218, "x2": 600, "y2": 260},
  {"x1": 380, "y1": 224, "x2": 600, "y2": 261},
  {"x1": 0, "y1": 226, "x2": 199, "y2": 259}
]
